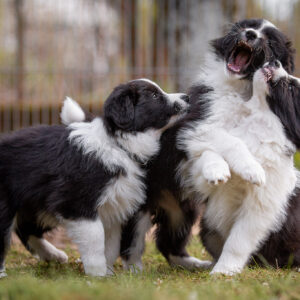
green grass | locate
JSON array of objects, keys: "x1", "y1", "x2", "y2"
[{"x1": 2, "y1": 238, "x2": 300, "y2": 300}]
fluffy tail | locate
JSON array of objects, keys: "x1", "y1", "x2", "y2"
[{"x1": 60, "y1": 97, "x2": 86, "y2": 125}]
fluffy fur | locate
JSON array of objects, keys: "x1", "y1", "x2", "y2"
[
  {"x1": 119, "y1": 19, "x2": 296, "y2": 273},
  {"x1": 60, "y1": 97, "x2": 86, "y2": 125},
  {"x1": 0, "y1": 79, "x2": 189, "y2": 277},
  {"x1": 249, "y1": 66, "x2": 300, "y2": 267},
  {"x1": 195, "y1": 61, "x2": 298, "y2": 275}
]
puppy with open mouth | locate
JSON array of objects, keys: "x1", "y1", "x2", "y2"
[
  {"x1": 0, "y1": 79, "x2": 189, "y2": 278},
  {"x1": 117, "y1": 19, "x2": 296, "y2": 274},
  {"x1": 199, "y1": 60, "x2": 300, "y2": 275}
]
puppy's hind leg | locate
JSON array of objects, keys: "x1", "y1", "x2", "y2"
[
  {"x1": 15, "y1": 214, "x2": 68, "y2": 263},
  {"x1": 211, "y1": 195, "x2": 281, "y2": 275},
  {"x1": 65, "y1": 217, "x2": 106, "y2": 277},
  {"x1": 121, "y1": 210, "x2": 152, "y2": 273},
  {"x1": 156, "y1": 194, "x2": 212, "y2": 270},
  {"x1": 0, "y1": 200, "x2": 16, "y2": 278}
]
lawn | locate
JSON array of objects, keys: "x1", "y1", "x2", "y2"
[{"x1": 2, "y1": 236, "x2": 300, "y2": 300}]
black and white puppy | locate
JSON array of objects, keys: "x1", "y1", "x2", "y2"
[
  {"x1": 0, "y1": 79, "x2": 189, "y2": 278},
  {"x1": 198, "y1": 61, "x2": 300, "y2": 275},
  {"x1": 249, "y1": 65, "x2": 300, "y2": 268},
  {"x1": 119, "y1": 19, "x2": 296, "y2": 273}
]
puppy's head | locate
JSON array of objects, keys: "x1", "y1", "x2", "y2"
[
  {"x1": 211, "y1": 19, "x2": 295, "y2": 80},
  {"x1": 254, "y1": 60, "x2": 300, "y2": 148},
  {"x1": 103, "y1": 79, "x2": 189, "y2": 134}
]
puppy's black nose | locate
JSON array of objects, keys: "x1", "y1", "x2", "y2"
[
  {"x1": 174, "y1": 102, "x2": 182, "y2": 112},
  {"x1": 245, "y1": 30, "x2": 257, "y2": 41},
  {"x1": 180, "y1": 94, "x2": 189, "y2": 103}
]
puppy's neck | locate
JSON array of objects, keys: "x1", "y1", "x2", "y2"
[
  {"x1": 198, "y1": 52, "x2": 253, "y2": 100},
  {"x1": 114, "y1": 129, "x2": 161, "y2": 164}
]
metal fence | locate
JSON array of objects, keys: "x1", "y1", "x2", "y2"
[{"x1": 0, "y1": 0, "x2": 300, "y2": 132}]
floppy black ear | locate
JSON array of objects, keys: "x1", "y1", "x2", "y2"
[
  {"x1": 210, "y1": 36, "x2": 226, "y2": 59},
  {"x1": 269, "y1": 33, "x2": 295, "y2": 74},
  {"x1": 104, "y1": 85, "x2": 135, "y2": 133},
  {"x1": 283, "y1": 39, "x2": 295, "y2": 74}
]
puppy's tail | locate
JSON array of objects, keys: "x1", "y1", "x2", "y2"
[{"x1": 60, "y1": 97, "x2": 86, "y2": 125}]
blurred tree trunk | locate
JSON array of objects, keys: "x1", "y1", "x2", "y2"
[{"x1": 14, "y1": 0, "x2": 25, "y2": 102}]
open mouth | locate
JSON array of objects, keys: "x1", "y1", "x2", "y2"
[
  {"x1": 261, "y1": 67, "x2": 273, "y2": 82},
  {"x1": 227, "y1": 41, "x2": 254, "y2": 74}
]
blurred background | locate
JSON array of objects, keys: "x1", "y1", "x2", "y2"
[
  {"x1": 0, "y1": 0, "x2": 299, "y2": 134},
  {"x1": 1, "y1": 0, "x2": 300, "y2": 247}
]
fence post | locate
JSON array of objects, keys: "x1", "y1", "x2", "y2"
[{"x1": 14, "y1": 0, "x2": 25, "y2": 103}]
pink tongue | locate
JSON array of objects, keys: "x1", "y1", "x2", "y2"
[
  {"x1": 235, "y1": 51, "x2": 249, "y2": 67},
  {"x1": 228, "y1": 51, "x2": 249, "y2": 73},
  {"x1": 228, "y1": 63, "x2": 241, "y2": 72}
]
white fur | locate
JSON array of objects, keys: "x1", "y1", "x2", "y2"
[
  {"x1": 61, "y1": 97, "x2": 85, "y2": 125},
  {"x1": 261, "y1": 19, "x2": 277, "y2": 30},
  {"x1": 177, "y1": 52, "x2": 297, "y2": 275},
  {"x1": 134, "y1": 78, "x2": 188, "y2": 108},
  {"x1": 64, "y1": 218, "x2": 106, "y2": 277},
  {"x1": 245, "y1": 28, "x2": 263, "y2": 39},
  {"x1": 28, "y1": 236, "x2": 68, "y2": 263},
  {"x1": 169, "y1": 255, "x2": 213, "y2": 270},
  {"x1": 115, "y1": 130, "x2": 161, "y2": 164},
  {"x1": 68, "y1": 118, "x2": 148, "y2": 225},
  {"x1": 168, "y1": 93, "x2": 187, "y2": 104},
  {"x1": 291, "y1": 75, "x2": 300, "y2": 84}
]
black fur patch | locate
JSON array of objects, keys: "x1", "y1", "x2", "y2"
[
  {"x1": 267, "y1": 77, "x2": 300, "y2": 148},
  {"x1": 0, "y1": 125, "x2": 117, "y2": 221},
  {"x1": 252, "y1": 188, "x2": 300, "y2": 267}
]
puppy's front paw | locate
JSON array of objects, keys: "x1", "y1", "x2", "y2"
[
  {"x1": 186, "y1": 257, "x2": 213, "y2": 270},
  {"x1": 210, "y1": 264, "x2": 242, "y2": 276},
  {"x1": 202, "y1": 161, "x2": 231, "y2": 185},
  {"x1": 235, "y1": 160, "x2": 266, "y2": 186},
  {"x1": 122, "y1": 260, "x2": 143, "y2": 273},
  {"x1": 106, "y1": 266, "x2": 115, "y2": 276},
  {"x1": 54, "y1": 249, "x2": 69, "y2": 264},
  {"x1": 84, "y1": 262, "x2": 107, "y2": 277},
  {"x1": 169, "y1": 255, "x2": 213, "y2": 270}
]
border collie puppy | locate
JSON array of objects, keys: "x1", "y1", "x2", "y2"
[
  {"x1": 249, "y1": 66, "x2": 300, "y2": 268},
  {"x1": 119, "y1": 19, "x2": 296, "y2": 273},
  {"x1": 198, "y1": 60, "x2": 299, "y2": 275},
  {"x1": 0, "y1": 79, "x2": 189, "y2": 278}
]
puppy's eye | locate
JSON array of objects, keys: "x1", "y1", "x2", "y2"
[{"x1": 152, "y1": 93, "x2": 158, "y2": 99}]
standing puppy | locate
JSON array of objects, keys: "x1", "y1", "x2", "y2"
[{"x1": 0, "y1": 79, "x2": 189, "y2": 277}]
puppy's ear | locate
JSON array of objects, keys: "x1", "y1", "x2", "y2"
[
  {"x1": 270, "y1": 33, "x2": 295, "y2": 74},
  {"x1": 104, "y1": 85, "x2": 135, "y2": 133},
  {"x1": 284, "y1": 39, "x2": 295, "y2": 74},
  {"x1": 210, "y1": 36, "x2": 226, "y2": 59}
]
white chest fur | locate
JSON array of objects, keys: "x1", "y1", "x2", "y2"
[
  {"x1": 68, "y1": 118, "x2": 158, "y2": 226},
  {"x1": 179, "y1": 86, "x2": 297, "y2": 239}
]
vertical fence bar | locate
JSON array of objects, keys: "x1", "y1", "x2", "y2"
[{"x1": 1, "y1": 0, "x2": 300, "y2": 133}]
